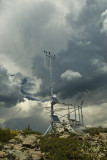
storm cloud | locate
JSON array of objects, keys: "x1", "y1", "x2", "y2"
[
  {"x1": 0, "y1": 65, "x2": 24, "y2": 108},
  {"x1": 0, "y1": 0, "x2": 107, "y2": 130}
]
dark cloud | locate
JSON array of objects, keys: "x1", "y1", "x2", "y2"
[
  {"x1": 0, "y1": 0, "x2": 69, "y2": 75},
  {"x1": 5, "y1": 116, "x2": 49, "y2": 133},
  {"x1": 0, "y1": 66, "x2": 24, "y2": 107},
  {"x1": 66, "y1": 0, "x2": 107, "y2": 60},
  {"x1": 32, "y1": 37, "x2": 107, "y2": 105},
  {"x1": 32, "y1": 0, "x2": 107, "y2": 107}
]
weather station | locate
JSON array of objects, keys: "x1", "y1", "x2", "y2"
[{"x1": 43, "y1": 51, "x2": 88, "y2": 135}]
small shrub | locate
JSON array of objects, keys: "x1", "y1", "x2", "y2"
[
  {"x1": 6, "y1": 153, "x2": 16, "y2": 160},
  {"x1": 22, "y1": 130, "x2": 42, "y2": 136},
  {"x1": 25, "y1": 124, "x2": 32, "y2": 131},
  {"x1": 22, "y1": 124, "x2": 42, "y2": 136},
  {"x1": 0, "y1": 128, "x2": 17, "y2": 143},
  {"x1": 0, "y1": 143, "x2": 3, "y2": 150},
  {"x1": 10, "y1": 130, "x2": 20, "y2": 135},
  {"x1": 84, "y1": 127, "x2": 107, "y2": 136}
]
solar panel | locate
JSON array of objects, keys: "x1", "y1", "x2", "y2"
[
  {"x1": 51, "y1": 96, "x2": 59, "y2": 103},
  {"x1": 51, "y1": 115, "x2": 60, "y2": 122}
]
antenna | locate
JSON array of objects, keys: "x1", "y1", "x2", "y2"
[{"x1": 44, "y1": 51, "x2": 55, "y2": 97}]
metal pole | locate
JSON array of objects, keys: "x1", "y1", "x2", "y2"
[
  {"x1": 51, "y1": 103, "x2": 54, "y2": 115},
  {"x1": 78, "y1": 105, "x2": 81, "y2": 123},
  {"x1": 44, "y1": 125, "x2": 51, "y2": 135},
  {"x1": 81, "y1": 106, "x2": 83, "y2": 124},
  {"x1": 49, "y1": 55, "x2": 53, "y2": 97},
  {"x1": 79, "y1": 90, "x2": 88, "y2": 124},
  {"x1": 68, "y1": 105, "x2": 70, "y2": 121},
  {"x1": 74, "y1": 105, "x2": 76, "y2": 122},
  {"x1": 44, "y1": 51, "x2": 55, "y2": 98}
]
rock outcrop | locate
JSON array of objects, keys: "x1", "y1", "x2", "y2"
[{"x1": 0, "y1": 134, "x2": 44, "y2": 160}]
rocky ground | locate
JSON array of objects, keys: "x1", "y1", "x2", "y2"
[
  {"x1": 74, "y1": 132, "x2": 107, "y2": 159},
  {"x1": 0, "y1": 130, "x2": 107, "y2": 160},
  {"x1": 0, "y1": 133, "x2": 44, "y2": 160}
]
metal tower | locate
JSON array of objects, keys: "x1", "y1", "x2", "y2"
[{"x1": 44, "y1": 51, "x2": 60, "y2": 135}]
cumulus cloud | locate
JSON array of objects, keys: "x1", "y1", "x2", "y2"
[
  {"x1": 83, "y1": 103, "x2": 107, "y2": 127},
  {"x1": 61, "y1": 70, "x2": 82, "y2": 81},
  {"x1": 0, "y1": 98, "x2": 50, "y2": 132}
]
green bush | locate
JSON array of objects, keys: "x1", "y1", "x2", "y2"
[
  {"x1": 0, "y1": 128, "x2": 17, "y2": 143},
  {"x1": 84, "y1": 127, "x2": 107, "y2": 136},
  {"x1": 40, "y1": 134, "x2": 92, "y2": 160},
  {"x1": 22, "y1": 129, "x2": 42, "y2": 136}
]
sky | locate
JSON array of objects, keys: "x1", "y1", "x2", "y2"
[{"x1": 0, "y1": 0, "x2": 107, "y2": 132}]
